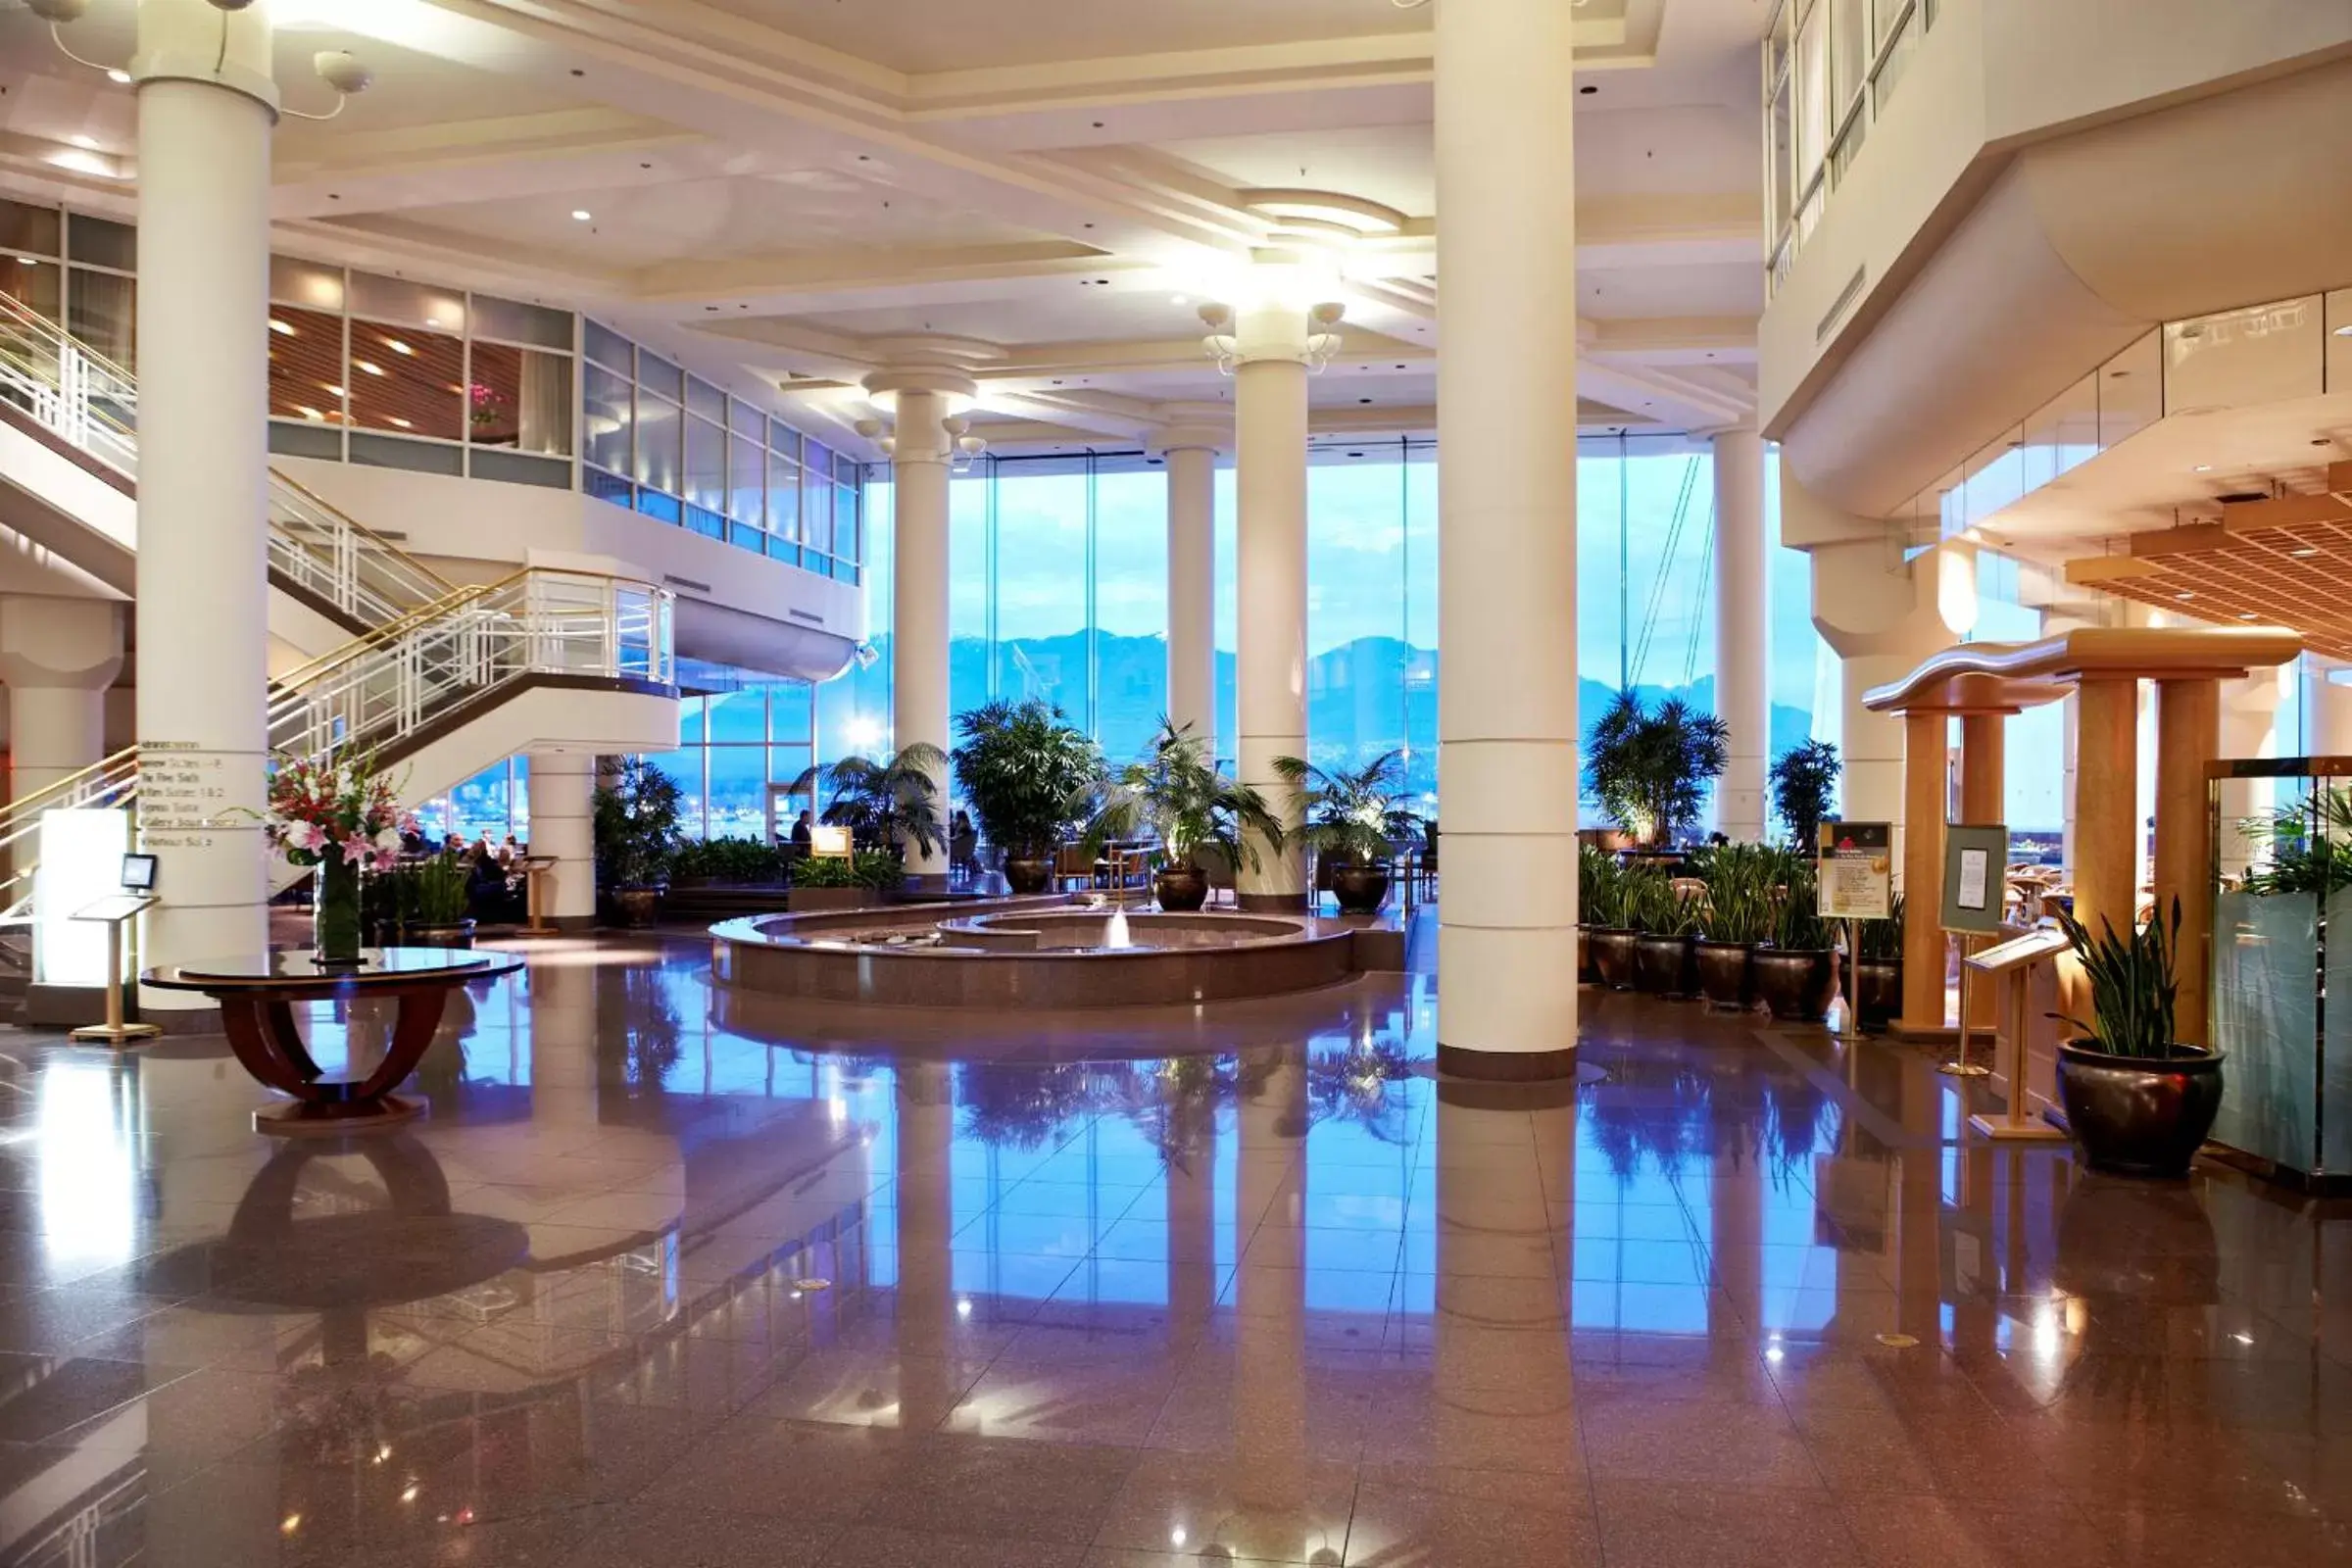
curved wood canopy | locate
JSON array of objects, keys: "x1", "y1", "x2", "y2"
[{"x1": 1862, "y1": 626, "x2": 2303, "y2": 714}]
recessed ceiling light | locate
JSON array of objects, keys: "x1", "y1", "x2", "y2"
[
  {"x1": 296, "y1": 405, "x2": 324, "y2": 421},
  {"x1": 386, "y1": 416, "x2": 412, "y2": 429},
  {"x1": 571, "y1": 210, "x2": 592, "y2": 221},
  {"x1": 353, "y1": 360, "x2": 384, "y2": 376},
  {"x1": 383, "y1": 337, "x2": 413, "y2": 356},
  {"x1": 2291, "y1": 547, "x2": 2320, "y2": 558},
  {"x1": 1170, "y1": 295, "x2": 1187, "y2": 305},
  {"x1": 2237, "y1": 612, "x2": 2258, "y2": 620},
  {"x1": 2336, "y1": 324, "x2": 2352, "y2": 338},
  {"x1": 2176, "y1": 592, "x2": 2195, "y2": 601},
  {"x1": 270, "y1": 318, "x2": 295, "y2": 335},
  {"x1": 2192, "y1": 464, "x2": 2212, "y2": 472},
  {"x1": 107, "y1": 69, "x2": 131, "y2": 85},
  {"x1": 70, "y1": 134, "x2": 98, "y2": 150},
  {"x1": 1579, "y1": 84, "x2": 1597, "y2": 95},
  {"x1": 14, "y1": 257, "x2": 33, "y2": 267},
  {"x1": 321, "y1": 383, "x2": 346, "y2": 397}
]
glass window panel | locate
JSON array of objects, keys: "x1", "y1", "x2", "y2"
[
  {"x1": 771, "y1": 680, "x2": 813, "y2": 744},
  {"x1": 468, "y1": 342, "x2": 573, "y2": 456},
  {"x1": 635, "y1": 393, "x2": 682, "y2": 494},
  {"x1": 707, "y1": 687, "x2": 765, "y2": 744},
  {"x1": 834, "y1": 482, "x2": 859, "y2": 566},
  {"x1": 1794, "y1": 1, "x2": 1830, "y2": 196},
  {"x1": 729, "y1": 398, "x2": 763, "y2": 441},
  {"x1": 350, "y1": 324, "x2": 464, "y2": 440},
  {"x1": 1402, "y1": 448, "x2": 1438, "y2": 805},
  {"x1": 584, "y1": 466, "x2": 632, "y2": 509},
  {"x1": 684, "y1": 414, "x2": 726, "y2": 512},
  {"x1": 636, "y1": 488, "x2": 681, "y2": 525},
  {"x1": 583, "y1": 318, "x2": 632, "y2": 373},
  {"x1": 1306, "y1": 451, "x2": 1408, "y2": 779},
  {"x1": 678, "y1": 695, "x2": 707, "y2": 745},
  {"x1": 823, "y1": 484, "x2": 891, "y2": 764},
  {"x1": 1094, "y1": 461, "x2": 1166, "y2": 763},
  {"x1": 802, "y1": 466, "x2": 833, "y2": 556},
  {"x1": 992, "y1": 457, "x2": 1089, "y2": 723},
  {"x1": 1, "y1": 257, "x2": 61, "y2": 321},
  {"x1": 729, "y1": 427, "x2": 764, "y2": 524},
  {"x1": 638, "y1": 351, "x2": 683, "y2": 406},
  {"x1": 642, "y1": 751, "x2": 705, "y2": 840},
  {"x1": 583, "y1": 362, "x2": 633, "y2": 476},
  {"x1": 349, "y1": 431, "x2": 461, "y2": 475},
  {"x1": 268, "y1": 306, "x2": 346, "y2": 425},
  {"x1": 706, "y1": 746, "x2": 765, "y2": 840},
  {"x1": 349, "y1": 270, "x2": 466, "y2": 334},
  {"x1": 770, "y1": 745, "x2": 812, "y2": 789},
  {"x1": 67, "y1": 268, "x2": 135, "y2": 370},
  {"x1": 65, "y1": 213, "x2": 133, "y2": 271},
  {"x1": 1214, "y1": 466, "x2": 1236, "y2": 769},
  {"x1": 807, "y1": 438, "x2": 837, "y2": 484},
  {"x1": 686, "y1": 375, "x2": 726, "y2": 422},
  {"x1": 1831, "y1": 0, "x2": 1869, "y2": 114},
  {"x1": 767, "y1": 417, "x2": 800, "y2": 462},
  {"x1": 0, "y1": 198, "x2": 62, "y2": 258},
  {"x1": 445, "y1": 760, "x2": 518, "y2": 843},
  {"x1": 470, "y1": 292, "x2": 571, "y2": 350},
  {"x1": 947, "y1": 472, "x2": 988, "y2": 722},
  {"x1": 766, "y1": 448, "x2": 802, "y2": 539},
  {"x1": 270, "y1": 254, "x2": 344, "y2": 312}
]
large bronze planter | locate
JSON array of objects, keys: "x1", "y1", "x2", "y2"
[
  {"x1": 1154, "y1": 865, "x2": 1209, "y2": 912},
  {"x1": 1003, "y1": 857, "x2": 1054, "y2": 895},
  {"x1": 1751, "y1": 947, "x2": 1835, "y2": 1021},
  {"x1": 1693, "y1": 940, "x2": 1755, "y2": 1010},
  {"x1": 611, "y1": 887, "x2": 661, "y2": 927},
  {"x1": 1329, "y1": 862, "x2": 1391, "y2": 915},
  {"x1": 1578, "y1": 927, "x2": 1594, "y2": 984},
  {"x1": 2056, "y1": 1041, "x2": 2226, "y2": 1179},
  {"x1": 1632, "y1": 933, "x2": 1699, "y2": 998},
  {"x1": 408, "y1": 920, "x2": 476, "y2": 951},
  {"x1": 1588, "y1": 928, "x2": 1640, "y2": 990},
  {"x1": 1855, "y1": 957, "x2": 1903, "y2": 1030}
]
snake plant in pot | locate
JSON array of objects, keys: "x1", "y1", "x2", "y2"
[
  {"x1": 1694, "y1": 845, "x2": 1776, "y2": 1010},
  {"x1": 1578, "y1": 846, "x2": 1619, "y2": 982},
  {"x1": 1752, "y1": 869, "x2": 1837, "y2": 1021},
  {"x1": 1082, "y1": 720, "x2": 1282, "y2": 911},
  {"x1": 2052, "y1": 897, "x2": 2222, "y2": 1178},
  {"x1": 1586, "y1": 858, "x2": 1642, "y2": 989},
  {"x1": 1629, "y1": 870, "x2": 1702, "y2": 999},
  {"x1": 1273, "y1": 751, "x2": 1420, "y2": 913},
  {"x1": 1854, "y1": 892, "x2": 1905, "y2": 1029}
]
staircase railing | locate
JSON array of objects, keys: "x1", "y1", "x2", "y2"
[{"x1": 0, "y1": 292, "x2": 456, "y2": 626}]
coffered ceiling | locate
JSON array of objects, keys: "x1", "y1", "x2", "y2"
[{"x1": 0, "y1": 0, "x2": 1771, "y2": 455}]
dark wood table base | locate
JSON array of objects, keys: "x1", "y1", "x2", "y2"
[{"x1": 219, "y1": 984, "x2": 452, "y2": 1138}]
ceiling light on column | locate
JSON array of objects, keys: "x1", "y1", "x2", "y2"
[
  {"x1": 1199, "y1": 303, "x2": 1240, "y2": 374},
  {"x1": 943, "y1": 416, "x2": 987, "y2": 474}
]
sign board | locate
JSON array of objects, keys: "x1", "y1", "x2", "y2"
[
  {"x1": 1817, "y1": 819, "x2": 1892, "y2": 920},
  {"x1": 1963, "y1": 925, "x2": 2070, "y2": 975},
  {"x1": 34, "y1": 808, "x2": 127, "y2": 986},
  {"x1": 809, "y1": 823, "x2": 854, "y2": 858},
  {"x1": 1941, "y1": 823, "x2": 2011, "y2": 936}
]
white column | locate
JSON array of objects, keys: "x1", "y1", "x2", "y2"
[
  {"x1": 871, "y1": 380, "x2": 959, "y2": 885},
  {"x1": 2305, "y1": 658, "x2": 2352, "y2": 756},
  {"x1": 1156, "y1": 419, "x2": 1222, "y2": 753},
  {"x1": 0, "y1": 597, "x2": 123, "y2": 803},
  {"x1": 1435, "y1": 0, "x2": 1581, "y2": 1074},
  {"x1": 1839, "y1": 654, "x2": 1917, "y2": 826},
  {"x1": 132, "y1": 1, "x2": 280, "y2": 1004},
  {"x1": 1711, "y1": 425, "x2": 1767, "y2": 840},
  {"x1": 527, "y1": 752, "x2": 596, "y2": 928},
  {"x1": 2218, "y1": 668, "x2": 2287, "y2": 879},
  {"x1": 1233, "y1": 307, "x2": 1311, "y2": 910}
]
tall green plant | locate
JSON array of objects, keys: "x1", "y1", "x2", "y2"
[
  {"x1": 951, "y1": 698, "x2": 1104, "y2": 859},
  {"x1": 2054, "y1": 897, "x2": 2182, "y2": 1059},
  {"x1": 1584, "y1": 690, "x2": 1731, "y2": 848},
  {"x1": 594, "y1": 756, "x2": 682, "y2": 889},
  {"x1": 1580, "y1": 846, "x2": 1625, "y2": 927},
  {"x1": 1768, "y1": 867, "x2": 1832, "y2": 950},
  {"x1": 416, "y1": 850, "x2": 471, "y2": 925},
  {"x1": 2237, "y1": 788, "x2": 2352, "y2": 896},
  {"x1": 788, "y1": 743, "x2": 950, "y2": 860},
  {"x1": 1624, "y1": 868, "x2": 1696, "y2": 936},
  {"x1": 1272, "y1": 750, "x2": 1421, "y2": 867},
  {"x1": 1857, "y1": 891, "x2": 1906, "y2": 960},
  {"x1": 1082, "y1": 719, "x2": 1282, "y2": 873},
  {"x1": 1769, "y1": 739, "x2": 1841, "y2": 851}
]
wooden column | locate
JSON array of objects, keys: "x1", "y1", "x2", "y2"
[
  {"x1": 2153, "y1": 677, "x2": 2220, "y2": 1047},
  {"x1": 1958, "y1": 711, "x2": 2007, "y2": 1032},
  {"x1": 1897, "y1": 709, "x2": 1950, "y2": 1036},
  {"x1": 2069, "y1": 676, "x2": 2141, "y2": 1020}
]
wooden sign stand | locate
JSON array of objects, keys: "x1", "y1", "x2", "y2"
[
  {"x1": 1962, "y1": 927, "x2": 2072, "y2": 1141},
  {"x1": 67, "y1": 894, "x2": 160, "y2": 1047}
]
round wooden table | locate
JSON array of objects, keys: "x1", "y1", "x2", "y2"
[{"x1": 142, "y1": 947, "x2": 523, "y2": 1137}]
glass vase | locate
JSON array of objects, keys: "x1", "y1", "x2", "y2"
[{"x1": 314, "y1": 853, "x2": 365, "y2": 966}]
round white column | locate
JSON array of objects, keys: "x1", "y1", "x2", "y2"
[
  {"x1": 132, "y1": 1, "x2": 280, "y2": 1005},
  {"x1": 1711, "y1": 425, "x2": 1768, "y2": 840},
  {"x1": 526, "y1": 752, "x2": 596, "y2": 928},
  {"x1": 1434, "y1": 0, "x2": 1582, "y2": 1075},
  {"x1": 874, "y1": 383, "x2": 956, "y2": 886},
  {"x1": 2305, "y1": 658, "x2": 2352, "y2": 756},
  {"x1": 0, "y1": 597, "x2": 123, "y2": 802},
  {"x1": 1155, "y1": 420, "x2": 1223, "y2": 753},
  {"x1": 1233, "y1": 311, "x2": 1310, "y2": 910}
]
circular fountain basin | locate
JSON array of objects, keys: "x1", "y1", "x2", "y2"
[{"x1": 710, "y1": 896, "x2": 1380, "y2": 1009}]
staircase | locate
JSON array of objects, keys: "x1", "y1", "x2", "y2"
[{"x1": 0, "y1": 295, "x2": 679, "y2": 943}]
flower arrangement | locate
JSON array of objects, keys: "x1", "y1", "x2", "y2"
[{"x1": 265, "y1": 754, "x2": 414, "y2": 872}]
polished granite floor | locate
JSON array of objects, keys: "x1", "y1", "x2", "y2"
[{"x1": 1, "y1": 932, "x2": 2348, "y2": 1567}]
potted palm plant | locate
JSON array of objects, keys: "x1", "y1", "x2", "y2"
[
  {"x1": 1586, "y1": 858, "x2": 1642, "y2": 989},
  {"x1": 789, "y1": 743, "x2": 949, "y2": 865},
  {"x1": 1854, "y1": 892, "x2": 1904, "y2": 1029},
  {"x1": 1629, "y1": 872, "x2": 1702, "y2": 998},
  {"x1": 1081, "y1": 720, "x2": 1282, "y2": 912},
  {"x1": 1272, "y1": 750, "x2": 1421, "y2": 914},
  {"x1": 410, "y1": 850, "x2": 475, "y2": 948},
  {"x1": 1694, "y1": 845, "x2": 1773, "y2": 1010},
  {"x1": 2053, "y1": 898, "x2": 2223, "y2": 1177},
  {"x1": 593, "y1": 756, "x2": 682, "y2": 926},
  {"x1": 952, "y1": 699, "x2": 1104, "y2": 894},
  {"x1": 1585, "y1": 690, "x2": 1730, "y2": 852},
  {"x1": 1752, "y1": 868, "x2": 1837, "y2": 1021},
  {"x1": 1769, "y1": 739, "x2": 1841, "y2": 851}
]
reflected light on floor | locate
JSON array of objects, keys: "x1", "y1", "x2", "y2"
[{"x1": 36, "y1": 1063, "x2": 138, "y2": 1273}]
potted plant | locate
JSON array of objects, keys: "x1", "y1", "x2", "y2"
[
  {"x1": 1586, "y1": 860, "x2": 1643, "y2": 989},
  {"x1": 787, "y1": 849, "x2": 905, "y2": 911},
  {"x1": 1854, "y1": 891, "x2": 1904, "y2": 1029},
  {"x1": 1578, "y1": 845, "x2": 1618, "y2": 982},
  {"x1": 669, "y1": 838, "x2": 788, "y2": 888},
  {"x1": 789, "y1": 743, "x2": 949, "y2": 865},
  {"x1": 263, "y1": 752, "x2": 413, "y2": 967},
  {"x1": 1752, "y1": 870, "x2": 1837, "y2": 1021},
  {"x1": 2052, "y1": 898, "x2": 2223, "y2": 1178},
  {"x1": 1769, "y1": 739, "x2": 1841, "y2": 853},
  {"x1": 1585, "y1": 690, "x2": 1730, "y2": 851},
  {"x1": 952, "y1": 699, "x2": 1104, "y2": 895},
  {"x1": 1081, "y1": 720, "x2": 1282, "y2": 912},
  {"x1": 1629, "y1": 871, "x2": 1701, "y2": 998},
  {"x1": 593, "y1": 756, "x2": 682, "y2": 927},
  {"x1": 1694, "y1": 846, "x2": 1773, "y2": 1010},
  {"x1": 1272, "y1": 750, "x2": 1421, "y2": 915},
  {"x1": 410, "y1": 850, "x2": 475, "y2": 948}
]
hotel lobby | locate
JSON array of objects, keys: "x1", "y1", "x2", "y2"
[{"x1": 1, "y1": 1, "x2": 2350, "y2": 1565}]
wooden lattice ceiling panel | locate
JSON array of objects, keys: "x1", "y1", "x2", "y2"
[{"x1": 2067, "y1": 462, "x2": 2352, "y2": 661}]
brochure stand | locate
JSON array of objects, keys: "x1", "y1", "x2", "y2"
[
  {"x1": 68, "y1": 893, "x2": 160, "y2": 1046},
  {"x1": 1963, "y1": 926, "x2": 2072, "y2": 1141},
  {"x1": 520, "y1": 856, "x2": 560, "y2": 934}
]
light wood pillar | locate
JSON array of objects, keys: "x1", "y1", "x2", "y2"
[
  {"x1": 1897, "y1": 709, "x2": 1950, "y2": 1036},
  {"x1": 1958, "y1": 712, "x2": 2007, "y2": 1031},
  {"x1": 2153, "y1": 678, "x2": 2220, "y2": 1047},
  {"x1": 2069, "y1": 676, "x2": 2141, "y2": 1020}
]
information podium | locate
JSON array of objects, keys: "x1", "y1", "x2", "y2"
[
  {"x1": 68, "y1": 893, "x2": 159, "y2": 1046},
  {"x1": 1963, "y1": 926, "x2": 2071, "y2": 1140}
]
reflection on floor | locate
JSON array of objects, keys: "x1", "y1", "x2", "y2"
[{"x1": 0, "y1": 933, "x2": 2348, "y2": 1567}]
